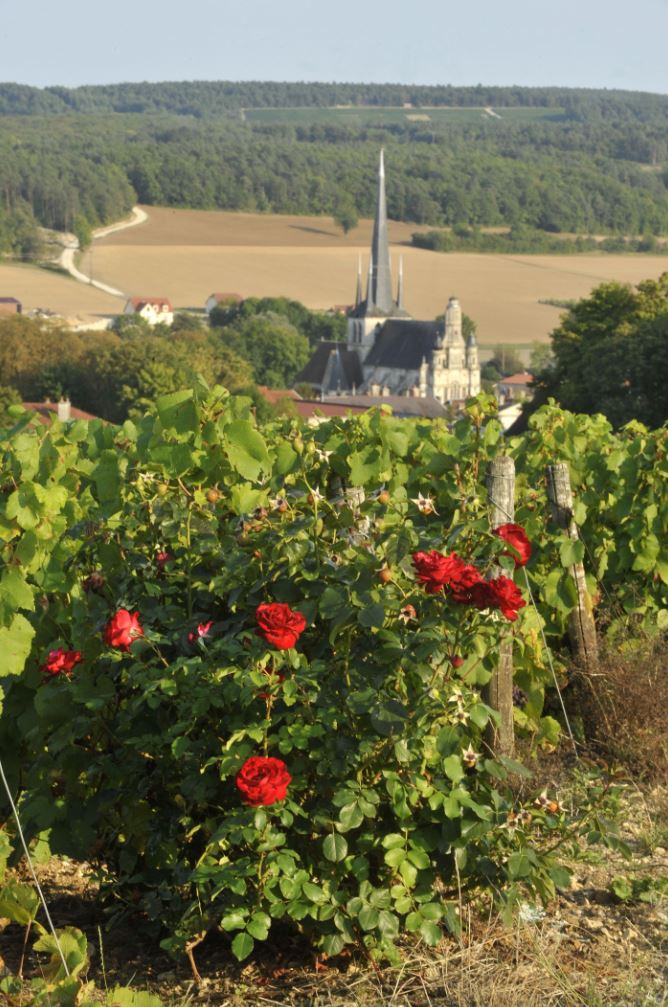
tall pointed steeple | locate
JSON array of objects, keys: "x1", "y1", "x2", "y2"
[
  {"x1": 369, "y1": 149, "x2": 394, "y2": 313},
  {"x1": 354, "y1": 255, "x2": 362, "y2": 308},
  {"x1": 366, "y1": 256, "x2": 374, "y2": 309}
]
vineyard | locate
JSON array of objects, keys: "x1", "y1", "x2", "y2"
[{"x1": 0, "y1": 388, "x2": 666, "y2": 1004}]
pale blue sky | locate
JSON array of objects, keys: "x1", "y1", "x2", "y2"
[{"x1": 1, "y1": 0, "x2": 666, "y2": 94}]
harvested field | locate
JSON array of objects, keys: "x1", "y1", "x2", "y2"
[
  {"x1": 0, "y1": 262, "x2": 121, "y2": 326},
  {"x1": 93, "y1": 207, "x2": 668, "y2": 345}
]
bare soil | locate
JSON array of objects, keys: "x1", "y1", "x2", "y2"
[
  {"x1": 3, "y1": 784, "x2": 666, "y2": 1006},
  {"x1": 0, "y1": 263, "x2": 121, "y2": 325}
]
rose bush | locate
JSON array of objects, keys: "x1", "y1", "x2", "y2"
[{"x1": 0, "y1": 387, "x2": 661, "y2": 968}]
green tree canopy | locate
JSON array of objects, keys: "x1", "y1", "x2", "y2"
[
  {"x1": 534, "y1": 273, "x2": 668, "y2": 428},
  {"x1": 214, "y1": 312, "x2": 311, "y2": 387}
]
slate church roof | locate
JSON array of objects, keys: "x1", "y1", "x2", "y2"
[
  {"x1": 296, "y1": 341, "x2": 364, "y2": 390},
  {"x1": 363, "y1": 319, "x2": 443, "y2": 370}
]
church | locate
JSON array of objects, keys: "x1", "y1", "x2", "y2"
[{"x1": 296, "y1": 151, "x2": 480, "y2": 404}]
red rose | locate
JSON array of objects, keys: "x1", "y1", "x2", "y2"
[
  {"x1": 256, "y1": 603, "x2": 306, "y2": 650},
  {"x1": 235, "y1": 755, "x2": 291, "y2": 806},
  {"x1": 156, "y1": 551, "x2": 172, "y2": 572},
  {"x1": 493, "y1": 523, "x2": 531, "y2": 568},
  {"x1": 41, "y1": 648, "x2": 82, "y2": 678},
  {"x1": 412, "y1": 550, "x2": 466, "y2": 594},
  {"x1": 104, "y1": 609, "x2": 144, "y2": 651},
  {"x1": 471, "y1": 576, "x2": 526, "y2": 622},
  {"x1": 450, "y1": 655, "x2": 465, "y2": 669},
  {"x1": 187, "y1": 620, "x2": 213, "y2": 644},
  {"x1": 449, "y1": 562, "x2": 484, "y2": 604}
]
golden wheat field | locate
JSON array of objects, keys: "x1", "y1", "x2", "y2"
[
  {"x1": 4, "y1": 206, "x2": 668, "y2": 342},
  {"x1": 0, "y1": 263, "x2": 121, "y2": 324},
  {"x1": 91, "y1": 206, "x2": 668, "y2": 344}
]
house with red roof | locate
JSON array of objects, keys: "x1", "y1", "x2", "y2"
[
  {"x1": 123, "y1": 297, "x2": 173, "y2": 326},
  {"x1": 494, "y1": 372, "x2": 534, "y2": 404},
  {"x1": 21, "y1": 399, "x2": 100, "y2": 424}
]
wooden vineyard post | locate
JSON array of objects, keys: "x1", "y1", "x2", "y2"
[
  {"x1": 546, "y1": 463, "x2": 598, "y2": 672},
  {"x1": 483, "y1": 455, "x2": 516, "y2": 757}
]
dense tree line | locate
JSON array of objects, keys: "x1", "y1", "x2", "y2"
[
  {"x1": 0, "y1": 297, "x2": 343, "y2": 422},
  {"x1": 529, "y1": 273, "x2": 668, "y2": 429},
  {"x1": 413, "y1": 226, "x2": 667, "y2": 255},
  {"x1": 2, "y1": 81, "x2": 668, "y2": 117},
  {"x1": 2, "y1": 82, "x2": 668, "y2": 256}
]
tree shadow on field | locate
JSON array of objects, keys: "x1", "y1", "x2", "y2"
[{"x1": 288, "y1": 224, "x2": 339, "y2": 238}]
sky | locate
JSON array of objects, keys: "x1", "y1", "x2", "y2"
[{"x1": 1, "y1": 0, "x2": 667, "y2": 94}]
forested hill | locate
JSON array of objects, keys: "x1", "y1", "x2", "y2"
[
  {"x1": 1, "y1": 80, "x2": 668, "y2": 117},
  {"x1": 1, "y1": 81, "x2": 668, "y2": 259}
]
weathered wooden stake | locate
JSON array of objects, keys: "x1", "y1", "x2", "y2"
[
  {"x1": 483, "y1": 455, "x2": 516, "y2": 758},
  {"x1": 546, "y1": 463, "x2": 599, "y2": 672}
]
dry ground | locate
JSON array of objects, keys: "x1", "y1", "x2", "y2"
[
  {"x1": 92, "y1": 207, "x2": 668, "y2": 345},
  {"x1": 3, "y1": 781, "x2": 666, "y2": 1007},
  {"x1": 4, "y1": 207, "x2": 668, "y2": 342},
  {"x1": 0, "y1": 263, "x2": 121, "y2": 326}
]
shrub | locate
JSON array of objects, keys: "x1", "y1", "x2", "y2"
[
  {"x1": 2, "y1": 388, "x2": 575, "y2": 966},
  {"x1": 1, "y1": 387, "x2": 658, "y2": 969}
]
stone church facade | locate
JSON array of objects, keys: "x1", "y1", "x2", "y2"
[{"x1": 297, "y1": 151, "x2": 480, "y2": 404}]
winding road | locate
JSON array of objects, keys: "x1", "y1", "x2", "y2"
[{"x1": 58, "y1": 206, "x2": 148, "y2": 298}]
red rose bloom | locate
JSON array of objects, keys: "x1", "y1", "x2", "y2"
[
  {"x1": 187, "y1": 620, "x2": 213, "y2": 644},
  {"x1": 235, "y1": 755, "x2": 291, "y2": 806},
  {"x1": 449, "y1": 562, "x2": 484, "y2": 604},
  {"x1": 41, "y1": 648, "x2": 82, "y2": 678},
  {"x1": 104, "y1": 609, "x2": 144, "y2": 651},
  {"x1": 412, "y1": 550, "x2": 466, "y2": 594},
  {"x1": 156, "y1": 551, "x2": 172, "y2": 572},
  {"x1": 493, "y1": 523, "x2": 531, "y2": 568},
  {"x1": 471, "y1": 576, "x2": 526, "y2": 622},
  {"x1": 256, "y1": 603, "x2": 306, "y2": 650}
]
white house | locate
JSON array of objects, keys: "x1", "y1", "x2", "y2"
[{"x1": 123, "y1": 297, "x2": 174, "y2": 326}]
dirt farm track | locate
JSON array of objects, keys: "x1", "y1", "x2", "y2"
[{"x1": 4, "y1": 206, "x2": 668, "y2": 343}]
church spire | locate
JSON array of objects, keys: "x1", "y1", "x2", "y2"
[
  {"x1": 397, "y1": 255, "x2": 404, "y2": 310},
  {"x1": 366, "y1": 255, "x2": 374, "y2": 309},
  {"x1": 369, "y1": 148, "x2": 393, "y2": 313},
  {"x1": 354, "y1": 255, "x2": 362, "y2": 308}
]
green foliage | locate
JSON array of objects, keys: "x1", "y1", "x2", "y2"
[
  {"x1": 214, "y1": 312, "x2": 311, "y2": 388},
  {"x1": 0, "y1": 316, "x2": 254, "y2": 423},
  {"x1": 333, "y1": 197, "x2": 359, "y2": 235},
  {"x1": 0, "y1": 385, "x2": 22, "y2": 427},
  {"x1": 609, "y1": 874, "x2": 668, "y2": 904},
  {"x1": 2, "y1": 84, "x2": 668, "y2": 241},
  {"x1": 535, "y1": 273, "x2": 668, "y2": 428},
  {"x1": 0, "y1": 848, "x2": 164, "y2": 1006},
  {"x1": 412, "y1": 227, "x2": 668, "y2": 256},
  {"x1": 72, "y1": 216, "x2": 92, "y2": 251},
  {"x1": 1, "y1": 387, "x2": 659, "y2": 967},
  {"x1": 209, "y1": 296, "x2": 346, "y2": 348}
]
